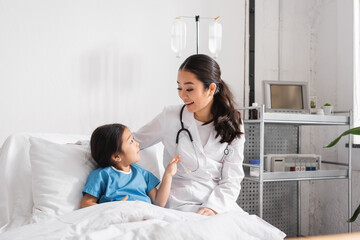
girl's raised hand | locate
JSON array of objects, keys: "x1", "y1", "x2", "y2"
[{"x1": 165, "y1": 155, "x2": 180, "y2": 176}]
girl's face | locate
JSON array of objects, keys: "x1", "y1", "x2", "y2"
[
  {"x1": 118, "y1": 128, "x2": 140, "y2": 165},
  {"x1": 177, "y1": 70, "x2": 215, "y2": 114}
]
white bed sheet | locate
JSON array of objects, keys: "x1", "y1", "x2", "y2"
[{"x1": 0, "y1": 201, "x2": 286, "y2": 240}]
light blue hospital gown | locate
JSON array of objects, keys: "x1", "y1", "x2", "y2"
[{"x1": 82, "y1": 163, "x2": 160, "y2": 204}]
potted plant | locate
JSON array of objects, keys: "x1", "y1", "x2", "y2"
[
  {"x1": 322, "y1": 103, "x2": 333, "y2": 115},
  {"x1": 325, "y1": 126, "x2": 360, "y2": 222},
  {"x1": 310, "y1": 100, "x2": 316, "y2": 109}
]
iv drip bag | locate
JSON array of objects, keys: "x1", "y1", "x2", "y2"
[
  {"x1": 208, "y1": 20, "x2": 222, "y2": 58},
  {"x1": 171, "y1": 18, "x2": 187, "y2": 58}
]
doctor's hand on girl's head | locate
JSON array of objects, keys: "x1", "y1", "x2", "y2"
[{"x1": 164, "y1": 155, "x2": 180, "y2": 177}]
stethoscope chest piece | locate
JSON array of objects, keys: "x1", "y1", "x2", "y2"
[{"x1": 224, "y1": 145, "x2": 233, "y2": 156}]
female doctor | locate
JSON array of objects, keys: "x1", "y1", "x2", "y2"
[{"x1": 134, "y1": 54, "x2": 245, "y2": 216}]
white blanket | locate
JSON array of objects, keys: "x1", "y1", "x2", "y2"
[
  {"x1": 0, "y1": 133, "x2": 286, "y2": 239},
  {"x1": 0, "y1": 201, "x2": 285, "y2": 240}
]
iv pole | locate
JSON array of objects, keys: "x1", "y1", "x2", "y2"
[
  {"x1": 177, "y1": 15, "x2": 219, "y2": 55},
  {"x1": 195, "y1": 15, "x2": 200, "y2": 54}
]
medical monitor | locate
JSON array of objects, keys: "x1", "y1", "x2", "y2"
[{"x1": 264, "y1": 81, "x2": 310, "y2": 113}]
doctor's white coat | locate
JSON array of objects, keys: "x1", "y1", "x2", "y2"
[{"x1": 134, "y1": 104, "x2": 245, "y2": 213}]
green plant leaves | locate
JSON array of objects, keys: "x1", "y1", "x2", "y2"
[
  {"x1": 348, "y1": 203, "x2": 360, "y2": 222},
  {"x1": 324, "y1": 126, "x2": 360, "y2": 148},
  {"x1": 325, "y1": 126, "x2": 360, "y2": 223}
]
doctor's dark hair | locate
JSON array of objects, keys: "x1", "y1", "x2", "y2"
[
  {"x1": 179, "y1": 54, "x2": 243, "y2": 144},
  {"x1": 90, "y1": 123, "x2": 127, "y2": 168}
]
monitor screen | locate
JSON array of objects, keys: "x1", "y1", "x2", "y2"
[
  {"x1": 270, "y1": 85, "x2": 303, "y2": 110},
  {"x1": 264, "y1": 81, "x2": 310, "y2": 113}
]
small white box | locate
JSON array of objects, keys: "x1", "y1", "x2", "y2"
[{"x1": 272, "y1": 157, "x2": 285, "y2": 172}]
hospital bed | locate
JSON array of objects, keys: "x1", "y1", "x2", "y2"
[{"x1": 0, "y1": 133, "x2": 286, "y2": 240}]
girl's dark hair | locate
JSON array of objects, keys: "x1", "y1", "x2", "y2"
[
  {"x1": 179, "y1": 54, "x2": 243, "y2": 144},
  {"x1": 90, "y1": 123, "x2": 127, "y2": 168}
]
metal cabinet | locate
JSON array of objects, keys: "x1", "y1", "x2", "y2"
[{"x1": 236, "y1": 105, "x2": 352, "y2": 237}]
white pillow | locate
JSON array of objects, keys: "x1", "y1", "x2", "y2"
[
  {"x1": 29, "y1": 137, "x2": 97, "y2": 222},
  {"x1": 137, "y1": 143, "x2": 165, "y2": 180}
]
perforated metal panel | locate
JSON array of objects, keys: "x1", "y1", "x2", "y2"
[
  {"x1": 237, "y1": 123, "x2": 299, "y2": 237},
  {"x1": 244, "y1": 124, "x2": 299, "y2": 163}
]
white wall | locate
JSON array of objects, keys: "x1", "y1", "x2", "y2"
[
  {"x1": 255, "y1": 0, "x2": 318, "y2": 105},
  {"x1": 302, "y1": 0, "x2": 360, "y2": 235},
  {"x1": 256, "y1": 0, "x2": 359, "y2": 236},
  {"x1": 0, "y1": 0, "x2": 247, "y2": 145}
]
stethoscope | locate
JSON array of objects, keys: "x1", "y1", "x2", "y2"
[{"x1": 175, "y1": 104, "x2": 230, "y2": 174}]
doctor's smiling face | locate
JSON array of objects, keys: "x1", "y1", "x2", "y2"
[{"x1": 177, "y1": 70, "x2": 217, "y2": 122}]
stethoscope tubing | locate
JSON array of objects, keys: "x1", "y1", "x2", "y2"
[
  {"x1": 176, "y1": 105, "x2": 199, "y2": 173},
  {"x1": 175, "y1": 105, "x2": 230, "y2": 175}
]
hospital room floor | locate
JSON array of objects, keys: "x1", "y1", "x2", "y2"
[{"x1": 287, "y1": 232, "x2": 360, "y2": 240}]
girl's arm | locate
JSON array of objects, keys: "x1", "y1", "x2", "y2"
[
  {"x1": 148, "y1": 156, "x2": 180, "y2": 207},
  {"x1": 81, "y1": 193, "x2": 128, "y2": 208},
  {"x1": 80, "y1": 193, "x2": 98, "y2": 208}
]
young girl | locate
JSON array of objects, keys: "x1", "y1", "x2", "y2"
[{"x1": 81, "y1": 123, "x2": 180, "y2": 208}]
